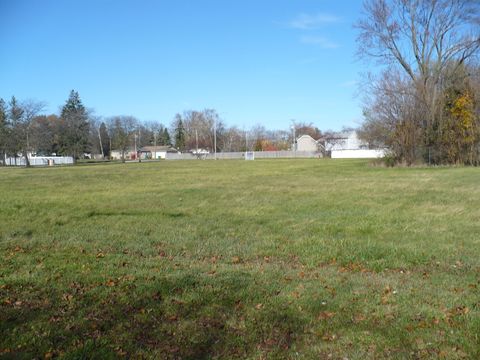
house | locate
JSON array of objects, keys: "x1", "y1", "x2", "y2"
[
  {"x1": 139, "y1": 146, "x2": 179, "y2": 160},
  {"x1": 296, "y1": 135, "x2": 321, "y2": 152}
]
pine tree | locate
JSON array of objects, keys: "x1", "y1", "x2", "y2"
[
  {"x1": 60, "y1": 90, "x2": 90, "y2": 161},
  {"x1": 8, "y1": 96, "x2": 24, "y2": 164},
  {"x1": 162, "y1": 128, "x2": 171, "y2": 146},
  {"x1": 174, "y1": 118, "x2": 186, "y2": 151},
  {"x1": 0, "y1": 98, "x2": 7, "y2": 165}
]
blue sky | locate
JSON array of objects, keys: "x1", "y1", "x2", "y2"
[{"x1": 0, "y1": 0, "x2": 366, "y2": 131}]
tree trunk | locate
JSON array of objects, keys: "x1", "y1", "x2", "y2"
[{"x1": 23, "y1": 149, "x2": 30, "y2": 168}]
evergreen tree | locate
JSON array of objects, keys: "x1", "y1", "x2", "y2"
[
  {"x1": 8, "y1": 96, "x2": 24, "y2": 163},
  {"x1": 0, "y1": 98, "x2": 7, "y2": 164},
  {"x1": 173, "y1": 117, "x2": 186, "y2": 151},
  {"x1": 60, "y1": 90, "x2": 90, "y2": 161},
  {"x1": 162, "y1": 128, "x2": 171, "y2": 146}
]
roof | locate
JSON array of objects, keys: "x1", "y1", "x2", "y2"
[
  {"x1": 139, "y1": 146, "x2": 177, "y2": 153},
  {"x1": 296, "y1": 134, "x2": 318, "y2": 142}
]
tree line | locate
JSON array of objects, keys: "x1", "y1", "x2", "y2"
[
  {"x1": 356, "y1": 0, "x2": 480, "y2": 165},
  {"x1": 0, "y1": 90, "x2": 327, "y2": 166}
]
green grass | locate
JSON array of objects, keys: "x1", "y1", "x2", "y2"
[{"x1": 1, "y1": 159, "x2": 479, "y2": 359}]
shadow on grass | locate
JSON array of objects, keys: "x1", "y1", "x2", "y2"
[{"x1": 0, "y1": 270, "x2": 304, "y2": 359}]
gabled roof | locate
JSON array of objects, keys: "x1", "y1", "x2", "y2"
[{"x1": 296, "y1": 134, "x2": 318, "y2": 142}]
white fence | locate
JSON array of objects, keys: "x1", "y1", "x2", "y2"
[
  {"x1": 165, "y1": 151, "x2": 321, "y2": 160},
  {"x1": 331, "y1": 149, "x2": 386, "y2": 159},
  {"x1": 4, "y1": 156, "x2": 74, "y2": 166}
]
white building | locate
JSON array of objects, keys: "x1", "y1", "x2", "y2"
[
  {"x1": 325, "y1": 130, "x2": 386, "y2": 159},
  {"x1": 296, "y1": 135, "x2": 321, "y2": 152}
]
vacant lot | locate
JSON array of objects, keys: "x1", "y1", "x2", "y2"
[{"x1": 1, "y1": 159, "x2": 479, "y2": 359}]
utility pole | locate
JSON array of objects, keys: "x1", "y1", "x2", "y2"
[
  {"x1": 245, "y1": 128, "x2": 248, "y2": 152},
  {"x1": 195, "y1": 129, "x2": 199, "y2": 153}
]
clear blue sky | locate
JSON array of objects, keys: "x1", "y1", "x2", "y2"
[{"x1": 0, "y1": 0, "x2": 365, "y2": 131}]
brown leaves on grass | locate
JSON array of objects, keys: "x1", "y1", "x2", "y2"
[
  {"x1": 62, "y1": 293, "x2": 74, "y2": 302},
  {"x1": 381, "y1": 285, "x2": 395, "y2": 304},
  {"x1": 6, "y1": 245, "x2": 25, "y2": 258},
  {"x1": 353, "y1": 313, "x2": 366, "y2": 323},
  {"x1": 339, "y1": 262, "x2": 369, "y2": 273},
  {"x1": 105, "y1": 279, "x2": 116, "y2": 287},
  {"x1": 446, "y1": 305, "x2": 469, "y2": 316},
  {"x1": 317, "y1": 311, "x2": 336, "y2": 320},
  {"x1": 321, "y1": 333, "x2": 338, "y2": 342}
]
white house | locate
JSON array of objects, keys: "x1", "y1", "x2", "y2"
[
  {"x1": 296, "y1": 135, "x2": 320, "y2": 152},
  {"x1": 139, "y1": 146, "x2": 179, "y2": 159}
]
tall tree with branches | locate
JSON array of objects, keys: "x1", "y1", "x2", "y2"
[
  {"x1": 356, "y1": 0, "x2": 480, "y2": 164},
  {"x1": 60, "y1": 90, "x2": 90, "y2": 162}
]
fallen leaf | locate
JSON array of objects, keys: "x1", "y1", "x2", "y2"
[
  {"x1": 62, "y1": 293, "x2": 73, "y2": 302},
  {"x1": 318, "y1": 311, "x2": 336, "y2": 320},
  {"x1": 322, "y1": 333, "x2": 337, "y2": 341},
  {"x1": 353, "y1": 314, "x2": 366, "y2": 323}
]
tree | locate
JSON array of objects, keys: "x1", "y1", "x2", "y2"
[
  {"x1": 20, "y1": 100, "x2": 46, "y2": 166},
  {"x1": 110, "y1": 116, "x2": 137, "y2": 163},
  {"x1": 295, "y1": 122, "x2": 322, "y2": 140},
  {"x1": 0, "y1": 99, "x2": 7, "y2": 165},
  {"x1": 441, "y1": 86, "x2": 478, "y2": 164},
  {"x1": 30, "y1": 114, "x2": 61, "y2": 155},
  {"x1": 59, "y1": 90, "x2": 90, "y2": 162},
  {"x1": 220, "y1": 126, "x2": 245, "y2": 152},
  {"x1": 7, "y1": 96, "x2": 23, "y2": 160},
  {"x1": 356, "y1": 0, "x2": 480, "y2": 164},
  {"x1": 160, "y1": 128, "x2": 171, "y2": 146},
  {"x1": 99, "y1": 122, "x2": 110, "y2": 157},
  {"x1": 172, "y1": 115, "x2": 186, "y2": 151}
]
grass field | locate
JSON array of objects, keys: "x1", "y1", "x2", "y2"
[{"x1": 1, "y1": 159, "x2": 479, "y2": 359}]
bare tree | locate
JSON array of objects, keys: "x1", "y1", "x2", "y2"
[
  {"x1": 109, "y1": 116, "x2": 138, "y2": 163},
  {"x1": 356, "y1": 0, "x2": 480, "y2": 164},
  {"x1": 16, "y1": 99, "x2": 46, "y2": 167}
]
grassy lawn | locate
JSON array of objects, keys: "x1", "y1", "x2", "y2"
[{"x1": 1, "y1": 159, "x2": 479, "y2": 359}]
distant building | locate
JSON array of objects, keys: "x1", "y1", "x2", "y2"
[
  {"x1": 139, "y1": 146, "x2": 179, "y2": 160},
  {"x1": 324, "y1": 130, "x2": 386, "y2": 159},
  {"x1": 296, "y1": 135, "x2": 322, "y2": 152}
]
